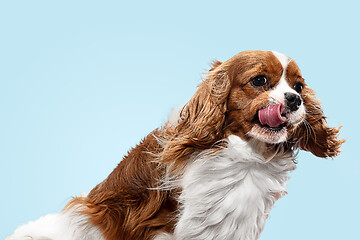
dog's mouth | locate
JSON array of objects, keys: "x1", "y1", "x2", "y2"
[
  {"x1": 249, "y1": 104, "x2": 290, "y2": 144},
  {"x1": 253, "y1": 104, "x2": 288, "y2": 132}
]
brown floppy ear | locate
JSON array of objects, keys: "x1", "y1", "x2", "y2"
[
  {"x1": 160, "y1": 61, "x2": 230, "y2": 170},
  {"x1": 209, "y1": 60, "x2": 223, "y2": 71},
  {"x1": 292, "y1": 87, "x2": 344, "y2": 158}
]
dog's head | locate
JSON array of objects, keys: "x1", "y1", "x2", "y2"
[
  {"x1": 223, "y1": 51, "x2": 306, "y2": 144},
  {"x1": 162, "y1": 50, "x2": 343, "y2": 168}
]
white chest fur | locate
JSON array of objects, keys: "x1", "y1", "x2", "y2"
[{"x1": 174, "y1": 135, "x2": 296, "y2": 240}]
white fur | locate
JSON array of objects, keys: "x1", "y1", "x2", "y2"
[
  {"x1": 270, "y1": 51, "x2": 294, "y2": 105},
  {"x1": 6, "y1": 206, "x2": 104, "y2": 240},
  {"x1": 153, "y1": 232, "x2": 174, "y2": 240},
  {"x1": 173, "y1": 135, "x2": 296, "y2": 240},
  {"x1": 270, "y1": 75, "x2": 306, "y2": 126},
  {"x1": 248, "y1": 124, "x2": 288, "y2": 144},
  {"x1": 270, "y1": 51, "x2": 305, "y2": 125}
]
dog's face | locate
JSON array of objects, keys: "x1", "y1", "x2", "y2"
[
  {"x1": 162, "y1": 50, "x2": 342, "y2": 168},
  {"x1": 224, "y1": 51, "x2": 306, "y2": 144}
]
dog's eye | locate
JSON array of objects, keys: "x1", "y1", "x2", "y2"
[
  {"x1": 251, "y1": 75, "x2": 269, "y2": 87},
  {"x1": 294, "y1": 82, "x2": 303, "y2": 93}
]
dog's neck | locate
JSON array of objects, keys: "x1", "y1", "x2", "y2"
[
  {"x1": 247, "y1": 137, "x2": 293, "y2": 161},
  {"x1": 173, "y1": 135, "x2": 296, "y2": 240},
  {"x1": 224, "y1": 129, "x2": 292, "y2": 161}
]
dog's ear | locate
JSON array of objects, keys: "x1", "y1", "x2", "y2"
[
  {"x1": 161, "y1": 65, "x2": 230, "y2": 170},
  {"x1": 209, "y1": 60, "x2": 223, "y2": 71},
  {"x1": 291, "y1": 87, "x2": 344, "y2": 158}
]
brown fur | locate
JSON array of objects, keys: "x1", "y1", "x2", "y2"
[
  {"x1": 160, "y1": 63, "x2": 231, "y2": 172},
  {"x1": 224, "y1": 51, "x2": 285, "y2": 140},
  {"x1": 63, "y1": 51, "x2": 343, "y2": 240},
  {"x1": 66, "y1": 129, "x2": 178, "y2": 240}
]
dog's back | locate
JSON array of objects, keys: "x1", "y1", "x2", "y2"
[
  {"x1": 68, "y1": 129, "x2": 177, "y2": 240},
  {"x1": 7, "y1": 130, "x2": 177, "y2": 240}
]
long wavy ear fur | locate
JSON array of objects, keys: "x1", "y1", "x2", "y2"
[
  {"x1": 160, "y1": 62, "x2": 230, "y2": 171},
  {"x1": 292, "y1": 87, "x2": 345, "y2": 158}
]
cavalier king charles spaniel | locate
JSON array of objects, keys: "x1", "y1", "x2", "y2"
[{"x1": 8, "y1": 50, "x2": 344, "y2": 240}]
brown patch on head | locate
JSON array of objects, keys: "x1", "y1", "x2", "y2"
[
  {"x1": 224, "y1": 51, "x2": 285, "y2": 140},
  {"x1": 285, "y1": 60, "x2": 305, "y2": 91}
]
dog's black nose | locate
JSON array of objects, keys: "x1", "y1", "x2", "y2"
[{"x1": 285, "y1": 92, "x2": 302, "y2": 112}]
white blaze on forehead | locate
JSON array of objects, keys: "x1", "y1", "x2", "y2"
[{"x1": 270, "y1": 51, "x2": 298, "y2": 104}]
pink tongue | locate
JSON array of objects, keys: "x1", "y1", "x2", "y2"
[{"x1": 258, "y1": 104, "x2": 287, "y2": 128}]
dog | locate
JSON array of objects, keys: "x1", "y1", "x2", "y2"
[{"x1": 7, "y1": 50, "x2": 344, "y2": 240}]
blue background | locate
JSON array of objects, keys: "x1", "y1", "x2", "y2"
[{"x1": 1, "y1": 0, "x2": 358, "y2": 239}]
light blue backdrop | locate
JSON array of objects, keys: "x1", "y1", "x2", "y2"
[{"x1": 1, "y1": 0, "x2": 358, "y2": 239}]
